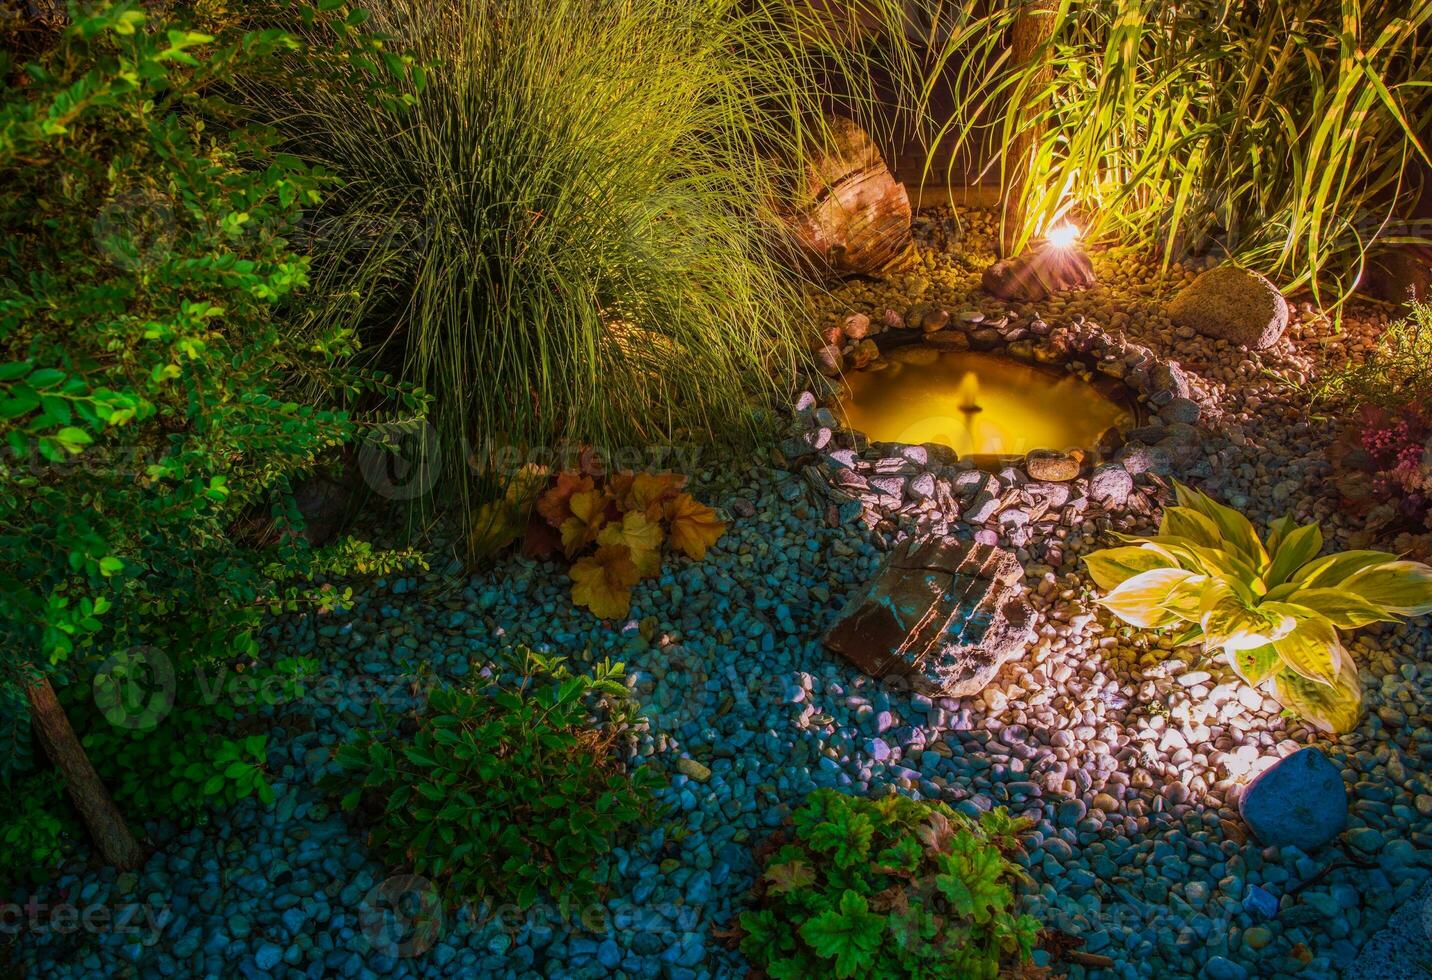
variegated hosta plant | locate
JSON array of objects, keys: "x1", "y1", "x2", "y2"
[{"x1": 1084, "y1": 482, "x2": 1432, "y2": 734}]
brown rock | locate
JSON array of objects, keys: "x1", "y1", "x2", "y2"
[
  {"x1": 775, "y1": 115, "x2": 913, "y2": 279},
  {"x1": 920, "y1": 309, "x2": 951, "y2": 334},
  {"x1": 814, "y1": 344, "x2": 843, "y2": 377},
  {"x1": 1025, "y1": 449, "x2": 1082, "y2": 482},
  {"x1": 841, "y1": 313, "x2": 872, "y2": 341},
  {"x1": 924, "y1": 331, "x2": 971, "y2": 352},
  {"x1": 848, "y1": 339, "x2": 880, "y2": 370},
  {"x1": 1167, "y1": 266, "x2": 1288, "y2": 350},
  {"x1": 823, "y1": 537, "x2": 1035, "y2": 697}
]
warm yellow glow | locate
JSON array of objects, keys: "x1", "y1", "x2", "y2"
[
  {"x1": 1045, "y1": 222, "x2": 1080, "y2": 249},
  {"x1": 837, "y1": 348, "x2": 1131, "y2": 461}
]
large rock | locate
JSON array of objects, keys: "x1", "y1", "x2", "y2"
[
  {"x1": 824, "y1": 537, "x2": 1034, "y2": 697},
  {"x1": 1238, "y1": 747, "x2": 1348, "y2": 852},
  {"x1": 1167, "y1": 266, "x2": 1289, "y2": 350},
  {"x1": 776, "y1": 115, "x2": 912, "y2": 279}
]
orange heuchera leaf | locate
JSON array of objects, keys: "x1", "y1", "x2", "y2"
[
  {"x1": 560, "y1": 488, "x2": 610, "y2": 558},
  {"x1": 596, "y1": 510, "x2": 664, "y2": 577},
  {"x1": 570, "y1": 545, "x2": 640, "y2": 619},
  {"x1": 522, "y1": 512, "x2": 562, "y2": 559},
  {"x1": 606, "y1": 470, "x2": 636, "y2": 507},
  {"x1": 627, "y1": 472, "x2": 687, "y2": 519},
  {"x1": 665, "y1": 493, "x2": 726, "y2": 560},
  {"x1": 537, "y1": 471, "x2": 593, "y2": 528}
]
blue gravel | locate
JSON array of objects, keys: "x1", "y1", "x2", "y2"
[{"x1": 7, "y1": 456, "x2": 1431, "y2": 979}]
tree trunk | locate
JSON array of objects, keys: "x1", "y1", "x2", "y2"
[
  {"x1": 1000, "y1": 0, "x2": 1058, "y2": 258},
  {"x1": 25, "y1": 675, "x2": 145, "y2": 870}
]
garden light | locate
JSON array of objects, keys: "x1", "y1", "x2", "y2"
[{"x1": 1045, "y1": 222, "x2": 1080, "y2": 249}]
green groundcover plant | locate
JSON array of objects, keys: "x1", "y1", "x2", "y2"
[
  {"x1": 331, "y1": 649, "x2": 662, "y2": 910},
  {"x1": 739, "y1": 789, "x2": 1040, "y2": 980},
  {"x1": 1084, "y1": 482, "x2": 1432, "y2": 733},
  {"x1": 0, "y1": 0, "x2": 422, "y2": 866}
]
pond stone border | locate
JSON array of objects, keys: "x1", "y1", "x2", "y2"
[{"x1": 783, "y1": 310, "x2": 1213, "y2": 563}]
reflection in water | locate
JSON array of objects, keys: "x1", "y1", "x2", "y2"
[{"x1": 837, "y1": 347, "x2": 1132, "y2": 458}]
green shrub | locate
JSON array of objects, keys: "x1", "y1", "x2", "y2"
[
  {"x1": 1084, "y1": 481, "x2": 1432, "y2": 733},
  {"x1": 0, "y1": 773, "x2": 73, "y2": 889},
  {"x1": 72, "y1": 686, "x2": 275, "y2": 820},
  {"x1": 332, "y1": 649, "x2": 661, "y2": 909},
  {"x1": 739, "y1": 789, "x2": 1040, "y2": 980},
  {"x1": 1316, "y1": 301, "x2": 1432, "y2": 411},
  {"x1": 0, "y1": 0, "x2": 423, "y2": 854}
]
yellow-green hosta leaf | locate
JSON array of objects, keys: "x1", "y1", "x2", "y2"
[
  {"x1": 1199, "y1": 582, "x2": 1291, "y2": 652},
  {"x1": 1264, "y1": 522, "x2": 1323, "y2": 588},
  {"x1": 1273, "y1": 659, "x2": 1364, "y2": 735},
  {"x1": 1341, "y1": 561, "x2": 1432, "y2": 618},
  {"x1": 1280, "y1": 588, "x2": 1399, "y2": 630},
  {"x1": 1265, "y1": 514, "x2": 1297, "y2": 558},
  {"x1": 1160, "y1": 506, "x2": 1223, "y2": 550},
  {"x1": 1110, "y1": 534, "x2": 1205, "y2": 573},
  {"x1": 1179, "y1": 544, "x2": 1264, "y2": 598},
  {"x1": 1082, "y1": 546, "x2": 1173, "y2": 592},
  {"x1": 1290, "y1": 550, "x2": 1397, "y2": 589},
  {"x1": 1113, "y1": 534, "x2": 1260, "y2": 593},
  {"x1": 1263, "y1": 606, "x2": 1344, "y2": 685},
  {"x1": 1097, "y1": 568, "x2": 1205, "y2": 629},
  {"x1": 1172, "y1": 482, "x2": 1268, "y2": 568},
  {"x1": 1228, "y1": 643, "x2": 1281, "y2": 687},
  {"x1": 1161, "y1": 575, "x2": 1207, "y2": 621}
]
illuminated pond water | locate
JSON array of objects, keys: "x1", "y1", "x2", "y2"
[{"x1": 836, "y1": 345, "x2": 1134, "y2": 460}]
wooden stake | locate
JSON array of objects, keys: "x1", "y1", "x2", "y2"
[
  {"x1": 1001, "y1": 0, "x2": 1058, "y2": 258},
  {"x1": 25, "y1": 675, "x2": 145, "y2": 870}
]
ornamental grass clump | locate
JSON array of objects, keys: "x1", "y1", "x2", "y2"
[
  {"x1": 248, "y1": 0, "x2": 964, "y2": 520},
  {"x1": 1084, "y1": 482, "x2": 1432, "y2": 733},
  {"x1": 739, "y1": 789, "x2": 1039, "y2": 980},
  {"x1": 934, "y1": 0, "x2": 1432, "y2": 301}
]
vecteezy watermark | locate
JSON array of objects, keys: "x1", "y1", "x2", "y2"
[
  {"x1": 92, "y1": 646, "x2": 176, "y2": 731},
  {"x1": 358, "y1": 875, "x2": 444, "y2": 959},
  {"x1": 0, "y1": 896, "x2": 172, "y2": 940},
  {"x1": 92, "y1": 186, "x2": 178, "y2": 272},
  {"x1": 191, "y1": 662, "x2": 436, "y2": 714},
  {"x1": 357, "y1": 419, "x2": 442, "y2": 501}
]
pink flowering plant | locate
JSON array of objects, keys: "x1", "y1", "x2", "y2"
[{"x1": 1320, "y1": 302, "x2": 1432, "y2": 553}]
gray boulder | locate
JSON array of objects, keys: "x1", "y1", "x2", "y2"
[{"x1": 1168, "y1": 266, "x2": 1289, "y2": 350}]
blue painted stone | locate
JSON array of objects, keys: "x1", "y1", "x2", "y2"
[
  {"x1": 1242, "y1": 884, "x2": 1279, "y2": 920},
  {"x1": 1202, "y1": 955, "x2": 1248, "y2": 980},
  {"x1": 255, "y1": 943, "x2": 284, "y2": 971},
  {"x1": 1238, "y1": 748, "x2": 1347, "y2": 852}
]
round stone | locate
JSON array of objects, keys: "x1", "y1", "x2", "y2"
[
  {"x1": 1238, "y1": 747, "x2": 1348, "y2": 852},
  {"x1": 1167, "y1": 266, "x2": 1289, "y2": 350}
]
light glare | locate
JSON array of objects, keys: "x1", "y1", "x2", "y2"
[{"x1": 1046, "y1": 223, "x2": 1080, "y2": 249}]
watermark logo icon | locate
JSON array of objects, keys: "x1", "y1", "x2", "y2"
[
  {"x1": 93, "y1": 187, "x2": 177, "y2": 272},
  {"x1": 358, "y1": 875, "x2": 443, "y2": 959},
  {"x1": 357, "y1": 420, "x2": 441, "y2": 501},
  {"x1": 92, "y1": 646, "x2": 176, "y2": 731}
]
